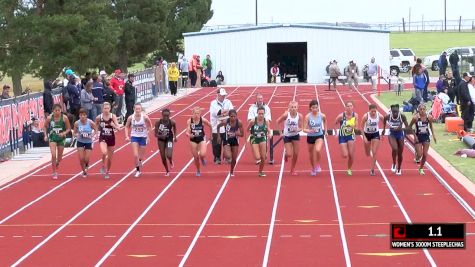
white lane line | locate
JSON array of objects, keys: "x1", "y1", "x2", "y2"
[
  {"x1": 178, "y1": 86, "x2": 266, "y2": 267},
  {"x1": 316, "y1": 85, "x2": 352, "y2": 267},
  {"x1": 84, "y1": 236, "x2": 95, "y2": 238},
  {"x1": 65, "y1": 236, "x2": 77, "y2": 238},
  {"x1": 94, "y1": 86, "x2": 251, "y2": 267},
  {"x1": 0, "y1": 89, "x2": 218, "y2": 226},
  {"x1": 334, "y1": 86, "x2": 436, "y2": 267},
  {"x1": 104, "y1": 235, "x2": 116, "y2": 238},
  {"x1": 13, "y1": 235, "x2": 23, "y2": 238},
  {"x1": 0, "y1": 88, "x2": 206, "y2": 191},
  {"x1": 162, "y1": 235, "x2": 173, "y2": 238},
  {"x1": 11, "y1": 87, "x2": 242, "y2": 267},
  {"x1": 261, "y1": 85, "x2": 297, "y2": 267},
  {"x1": 261, "y1": 150, "x2": 286, "y2": 267},
  {"x1": 141, "y1": 236, "x2": 155, "y2": 238},
  {"x1": 178, "y1": 235, "x2": 190, "y2": 238}
]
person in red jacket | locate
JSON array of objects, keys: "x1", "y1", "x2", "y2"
[{"x1": 110, "y1": 69, "x2": 125, "y2": 122}]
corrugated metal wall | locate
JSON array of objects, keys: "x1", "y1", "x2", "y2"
[{"x1": 184, "y1": 26, "x2": 389, "y2": 85}]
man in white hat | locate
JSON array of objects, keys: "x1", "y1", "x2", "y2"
[{"x1": 210, "y1": 88, "x2": 234, "y2": 164}]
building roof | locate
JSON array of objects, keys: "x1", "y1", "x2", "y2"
[{"x1": 183, "y1": 23, "x2": 390, "y2": 37}]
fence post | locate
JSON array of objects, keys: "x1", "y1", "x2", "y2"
[{"x1": 459, "y1": 16, "x2": 462, "y2": 32}]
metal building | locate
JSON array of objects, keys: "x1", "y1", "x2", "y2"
[{"x1": 183, "y1": 24, "x2": 390, "y2": 85}]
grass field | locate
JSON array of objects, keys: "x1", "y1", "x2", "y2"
[
  {"x1": 390, "y1": 31, "x2": 475, "y2": 57},
  {"x1": 377, "y1": 90, "x2": 475, "y2": 182}
]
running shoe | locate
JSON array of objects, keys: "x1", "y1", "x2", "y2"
[
  {"x1": 134, "y1": 171, "x2": 141, "y2": 178},
  {"x1": 370, "y1": 169, "x2": 375, "y2": 176},
  {"x1": 104, "y1": 173, "x2": 110, "y2": 179},
  {"x1": 52, "y1": 172, "x2": 58, "y2": 180},
  {"x1": 165, "y1": 172, "x2": 170, "y2": 177},
  {"x1": 82, "y1": 171, "x2": 87, "y2": 178},
  {"x1": 418, "y1": 168, "x2": 425, "y2": 175},
  {"x1": 230, "y1": 172, "x2": 235, "y2": 177},
  {"x1": 315, "y1": 164, "x2": 322, "y2": 173},
  {"x1": 310, "y1": 170, "x2": 317, "y2": 176},
  {"x1": 255, "y1": 159, "x2": 261, "y2": 165},
  {"x1": 396, "y1": 169, "x2": 402, "y2": 176},
  {"x1": 391, "y1": 164, "x2": 396, "y2": 173},
  {"x1": 196, "y1": 171, "x2": 201, "y2": 177},
  {"x1": 290, "y1": 171, "x2": 298, "y2": 176},
  {"x1": 258, "y1": 172, "x2": 266, "y2": 177},
  {"x1": 414, "y1": 157, "x2": 421, "y2": 164},
  {"x1": 100, "y1": 166, "x2": 106, "y2": 175},
  {"x1": 201, "y1": 157, "x2": 207, "y2": 166},
  {"x1": 214, "y1": 158, "x2": 221, "y2": 165},
  {"x1": 347, "y1": 169, "x2": 352, "y2": 176}
]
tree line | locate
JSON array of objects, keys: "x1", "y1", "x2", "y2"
[{"x1": 0, "y1": 0, "x2": 212, "y2": 95}]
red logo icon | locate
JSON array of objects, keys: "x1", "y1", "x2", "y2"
[{"x1": 393, "y1": 225, "x2": 406, "y2": 239}]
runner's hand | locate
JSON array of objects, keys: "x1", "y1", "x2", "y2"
[
  {"x1": 125, "y1": 136, "x2": 130, "y2": 141},
  {"x1": 44, "y1": 135, "x2": 48, "y2": 142}
]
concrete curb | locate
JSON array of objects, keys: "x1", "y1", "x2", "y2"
[{"x1": 370, "y1": 93, "x2": 475, "y2": 196}]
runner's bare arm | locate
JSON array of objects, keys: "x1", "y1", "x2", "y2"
[
  {"x1": 63, "y1": 115, "x2": 72, "y2": 136},
  {"x1": 303, "y1": 114, "x2": 311, "y2": 133},
  {"x1": 428, "y1": 115, "x2": 437, "y2": 143},
  {"x1": 172, "y1": 120, "x2": 178, "y2": 142},
  {"x1": 237, "y1": 121, "x2": 244, "y2": 138}
]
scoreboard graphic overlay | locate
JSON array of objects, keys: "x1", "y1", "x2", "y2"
[{"x1": 391, "y1": 223, "x2": 465, "y2": 249}]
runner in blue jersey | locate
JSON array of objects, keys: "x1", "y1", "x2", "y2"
[{"x1": 74, "y1": 108, "x2": 97, "y2": 177}]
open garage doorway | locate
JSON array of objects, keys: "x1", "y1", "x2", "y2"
[{"x1": 267, "y1": 42, "x2": 307, "y2": 83}]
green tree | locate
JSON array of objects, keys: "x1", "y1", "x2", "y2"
[
  {"x1": 30, "y1": 0, "x2": 120, "y2": 80},
  {"x1": 160, "y1": 0, "x2": 213, "y2": 61},
  {"x1": 0, "y1": 0, "x2": 36, "y2": 95}
]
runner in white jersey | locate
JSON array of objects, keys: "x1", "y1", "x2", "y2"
[
  {"x1": 125, "y1": 103, "x2": 153, "y2": 177},
  {"x1": 360, "y1": 104, "x2": 384, "y2": 176},
  {"x1": 276, "y1": 101, "x2": 303, "y2": 175}
]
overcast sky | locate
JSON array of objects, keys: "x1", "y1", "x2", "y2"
[{"x1": 206, "y1": 0, "x2": 474, "y2": 26}]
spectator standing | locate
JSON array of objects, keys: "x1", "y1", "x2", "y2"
[
  {"x1": 328, "y1": 60, "x2": 342, "y2": 90},
  {"x1": 180, "y1": 58, "x2": 189, "y2": 88},
  {"x1": 202, "y1": 54, "x2": 213, "y2": 78},
  {"x1": 80, "y1": 81, "x2": 96, "y2": 120},
  {"x1": 459, "y1": 73, "x2": 474, "y2": 131},
  {"x1": 67, "y1": 77, "x2": 81, "y2": 121},
  {"x1": 43, "y1": 81, "x2": 54, "y2": 117},
  {"x1": 450, "y1": 50, "x2": 462, "y2": 86},
  {"x1": 103, "y1": 80, "x2": 116, "y2": 107},
  {"x1": 216, "y1": 71, "x2": 224, "y2": 85},
  {"x1": 270, "y1": 63, "x2": 280, "y2": 83},
  {"x1": 124, "y1": 73, "x2": 136, "y2": 124},
  {"x1": 413, "y1": 67, "x2": 428, "y2": 104},
  {"x1": 196, "y1": 55, "x2": 203, "y2": 86},
  {"x1": 168, "y1": 62, "x2": 179, "y2": 96},
  {"x1": 91, "y1": 73, "x2": 105, "y2": 120},
  {"x1": 1, "y1": 84, "x2": 11, "y2": 99},
  {"x1": 210, "y1": 88, "x2": 234, "y2": 164},
  {"x1": 438, "y1": 52, "x2": 448, "y2": 76},
  {"x1": 367, "y1": 57, "x2": 378, "y2": 91},
  {"x1": 81, "y1": 72, "x2": 92, "y2": 88},
  {"x1": 188, "y1": 55, "x2": 198, "y2": 88},
  {"x1": 345, "y1": 61, "x2": 359, "y2": 89},
  {"x1": 443, "y1": 71, "x2": 457, "y2": 103},
  {"x1": 110, "y1": 69, "x2": 125, "y2": 121}
]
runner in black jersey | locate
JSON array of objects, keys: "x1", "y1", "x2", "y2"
[
  {"x1": 186, "y1": 107, "x2": 212, "y2": 177},
  {"x1": 95, "y1": 102, "x2": 121, "y2": 179},
  {"x1": 409, "y1": 104, "x2": 437, "y2": 175},
  {"x1": 154, "y1": 108, "x2": 177, "y2": 176},
  {"x1": 217, "y1": 109, "x2": 244, "y2": 176}
]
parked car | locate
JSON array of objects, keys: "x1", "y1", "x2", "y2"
[
  {"x1": 423, "y1": 47, "x2": 475, "y2": 71},
  {"x1": 389, "y1": 48, "x2": 417, "y2": 76}
]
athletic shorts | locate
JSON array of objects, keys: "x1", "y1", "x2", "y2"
[
  {"x1": 190, "y1": 136, "x2": 205, "y2": 144},
  {"x1": 389, "y1": 130, "x2": 405, "y2": 141},
  {"x1": 283, "y1": 135, "x2": 300, "y2": 143},
  {"x1": 364, "y1": 132, "x2": 380, "y2": 141},
  {"x1": 49, "y1": 138, "x2": 65, "y2": 147},
  {"x1": 416, "y1": 134, "x2": 430, "y2": 144},
  {"x1": 158, "y1": 139, "x2": 174, "y2": 149},
  {"x1": 77, "y1": 141, "x2": 93, "y2": 150},
  {"x1": 224, "y1": 138, "x2": 239, "y2": 147},
  {"x1": 99, "y1": 136, "x2": 115, "y2": 147},
  {"x1": 338, "y1": 135, "x2": 355, "y2": 144},
  {"x1": 250, "y1": 136, "x2": 266, "y2": 145},
  {"x1": 131, "y1": 136, "x2": 147, "y2": 146},
  {"x1": 307, "y1": 135, "x2": 324, "y2": 144}
]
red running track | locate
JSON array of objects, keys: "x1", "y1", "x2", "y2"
[{"x1": 0, "y1": 85, "x2": 473, "y2": 266}]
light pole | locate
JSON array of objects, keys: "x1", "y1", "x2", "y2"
[
  {"x1": 255, "y1": 0, "x2": 258, "y2": 25},
  {"x1": 444, "y1": 0, "x2": 447, "y2": 31}
]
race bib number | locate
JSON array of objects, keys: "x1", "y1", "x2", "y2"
[
  {"x1": 53, "y1": 128, "x2": 61, "y2": 134},
  {"x1": 135, "y1": 127, "x2": 144, "y2": 133},
  {"x1": 366, "y1": 126, "x2": 377, "y2": 133},
  {"x1": 103, "y1": 128, "x2": 112, "y2": 135},
  {"x1": 167, "y1": 141, "x2": 173, "y2": 148},
  {"x1": 288, "y1": 126, "x2": 298, "y2": 133},
  {"x1": 313, "y1": 126, "x2": 321, "y2": 133},
  {"x1": 193, "y1": 129, "x2": 202, "y2": 136},
  {"x1": 343, "y1": 126, "x2": 353, "y2": 135},
  {"x1": 81, "y1": 133, "x2": 91, "y2": 139}
]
